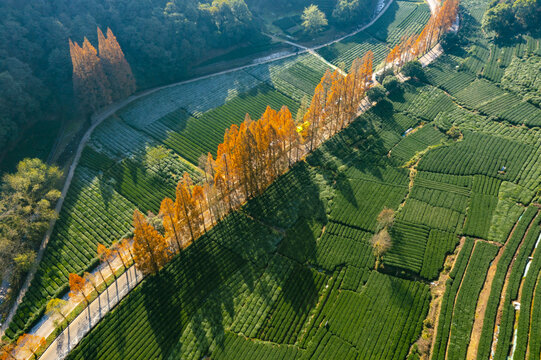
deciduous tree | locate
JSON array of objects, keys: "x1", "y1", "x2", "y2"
[
  {"x1": 69, "y1": 38, "x2": 111, "y2": 112},
  {"x1": 69, "y1": 273, "x2": 89, "y2": 305},
  {"x1": 160, "y1": 197, "x2": 184, "y2": 252},
  {"x1": 15, "y1": 334, "x2": 45, "y2": 359},
  {"x1": 97, "y1": 243, "x2": 116, "y2": 279},
  {"x1": 367, "y1": 85, "x2": 386, "y2": 102},
  {"x1": 45, "y1": 298, "x2": 68, "y2": 324},
  {"x1": 301, "y1": 5, "x2": 328, "y2": 34},
  {"x1": 132, "y1": 210, "x2": 169, "y2": 275},
  {"x1": 371, "y1": 227, "x2": 392, "y2": 270},
  {"x1": 0, "y1": 342, "x2": 15, "y2": 360},
  {"x1": 377, "y1": 207, "x2": 395, "y2": 230},
  {"x1": 97, "y1": 27, "x2": 136, "y2": 101},
  {"x1": 0, "y1": 159, "x2": 62, "y2": 283}
]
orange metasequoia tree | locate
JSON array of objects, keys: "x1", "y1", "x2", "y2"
[
  {"x1": 111, "y1": 241, "x2": 129, "y2": 270},
  {"x1": 120, "y1": 238, "x2": 135, "y2": 264},
  {"x1": 15, "y1": 334, "x2": 45, "y2": 360},
  {"x1": 97, "y1": 243, "x2": 117, "y2": 279},
  {"x1": 132, "y1": 210, "x2": 170, "y2": 275},
  {"x1": 160, "y1": 197, "x2": 184, "y2": 252},
  {"x1": 0, "y1": 342, "x2": 15, "y2": 360},
  {"x1": 97, "y1": 27, "x2": 136, "y2": 100},
  {"x1": 84, "y1": 272, "x2": 101, "y2": 295},
  {"x1": 174, "y1": 174, "x2": 201, "y2": 246},
  {"x1": 395, "y1": 0, "x2": 459, "y2": 66},
  {"x1": 69, "y1": 38, "x2": 112, "y2": 112},
  {"x1": 69, "y1": 273, "x2": 89, "y2": 305}
]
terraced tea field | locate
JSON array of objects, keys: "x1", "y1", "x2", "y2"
[
  {"x1": 6, "y1": 0, "x2": 541, "y2": 358},
  {"x1": 317, "y1": 0, "x2": 431, "y2": 69},
  {"x1": 66, "y1": 16, "x2": 541, "y2": 354}
]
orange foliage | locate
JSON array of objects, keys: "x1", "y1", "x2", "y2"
[
  {"x1": 132, "y1": 210, "x2": 170, "y2": 275},
  {"x1": 120, "y1": 29, "x2": 426, "y2": 278},
  {"x1": 69, "y1": 273, "x2": 88, "y2": 304},
  {"x1": 16, "y1": 334, "x2": 45, "y2": 357},
  {"x1": 97, "y1": 27, "x2": 136, "y2": 100},
  {"x1": 0, "y1": 343, "x2": 15, "y2": 360},
  {"x1": 69, "y1": 37, "x2": 111, "y2": 111},
  {"x1": 385, "y1": 0, "x2": 459, "y2": 69},
  {"x1": 70, "y1": 27, "x2": 135, "y2": 111}
]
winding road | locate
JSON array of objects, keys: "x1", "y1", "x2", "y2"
[{"x1": 4, "y1": 0, "x2": 447, "y2": 358}]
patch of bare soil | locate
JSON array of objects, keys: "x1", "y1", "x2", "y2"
[
  {"x1": 466, "y1": 239, "x2": 505, "y2": 359},
  {"x1": 491, "y1": 211, "x2": 539, "y2": 355},
  {"x1": 408, "y1": 237, "x2": 466, "y2": 360}
]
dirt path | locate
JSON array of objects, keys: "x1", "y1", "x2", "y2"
[
  {"x1": 490, "y1": 211, "x2": 539, "y2": 357},
  {"x1": 465, "y1": 213, "x2": 525, "y2": 359},
  {"x1": 442, "y1": 239, "x2": 479, "y2": 359},
  {"x1": 422, "y1": 237, "x2": 465, "y2": 359},
  {"x1": 466, "y1": 242, "x2": 505, "y2": 359}
]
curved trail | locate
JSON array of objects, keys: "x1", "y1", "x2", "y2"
[{"x1": 10, "y1": 0, "x2": 445, "y2": 358}]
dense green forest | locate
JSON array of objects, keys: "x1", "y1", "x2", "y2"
[
  {"x1": 0, "y1": 0, "x2": 259, "y2": 165},
  {"x1": 482, "y1": 0, "x2": 540, "y2": 36},
  {"x1": 0, "y1": 0, "x2": 381, "y2": 173}
]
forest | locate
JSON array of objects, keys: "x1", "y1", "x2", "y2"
[{"x1": 0, "y1": 0, "x2": 381, "y2": 172}]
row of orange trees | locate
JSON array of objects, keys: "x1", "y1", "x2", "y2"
[
  {"x1": 126, "y1": 51, "x2": 375, "y2": 275},
  {"x1": 109, "y1": 0, "x2": 459, "y2": 275},
  {"x1": 385, "y1": 0, "x2": 459, "y2": 69},
  {"x1": 31, "y1": 1, "x2": 460, "y2": 355}
]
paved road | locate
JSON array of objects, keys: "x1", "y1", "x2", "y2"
[{"x1": 38, "y1": 266, "x2": 143, "y2": 360}]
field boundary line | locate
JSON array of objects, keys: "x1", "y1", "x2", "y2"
[
  {"x1": 443, "y1": 238, "x2": 478, "y2": 359},
  {"x1": 525, "y1": 270, "x2": 541, "y2": 358},
  {"x1": 427, "y1": 236, "x2": 466, "y2": 360},
  {"x1": 466, "y1": 232, "x2": 511, "y2": 359}
]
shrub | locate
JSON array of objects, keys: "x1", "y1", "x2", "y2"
[
  {"x1": 402, "y1": 61, "x2": 425, "y2": 80},
  {"x1": 383, "y1": 75, "x2": 401, "y2": 93},
  {"x1": 367, "y1": 85, "x2": 387, "y2": 102}
]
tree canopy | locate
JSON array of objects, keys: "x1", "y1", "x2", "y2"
[
  {"x1": 401, "y1": 61, "x2": 425, "y2": 80},
  {"x1": 332, "y1": 0, "x2": 377, "y2": 26},
  {"x1": 482, "y1": 0, "x2": 540, "y2": 37},
  {"x1": 302, "y1": 5, "x2": 329, "y2": 34},
  {"x1": 367, "y1": 85, "x2": 386, "y2": 102},
  {"x1": 0, "y1": 159, "x2": 62, "y2": 286}
]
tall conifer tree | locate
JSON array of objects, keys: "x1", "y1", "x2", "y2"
[
  {"x1": 97, "y1": 27, "x2": 136, "y2": 101},
  {"x1": 69, "y1": 37, "x2": 111, "y2": 112}
]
